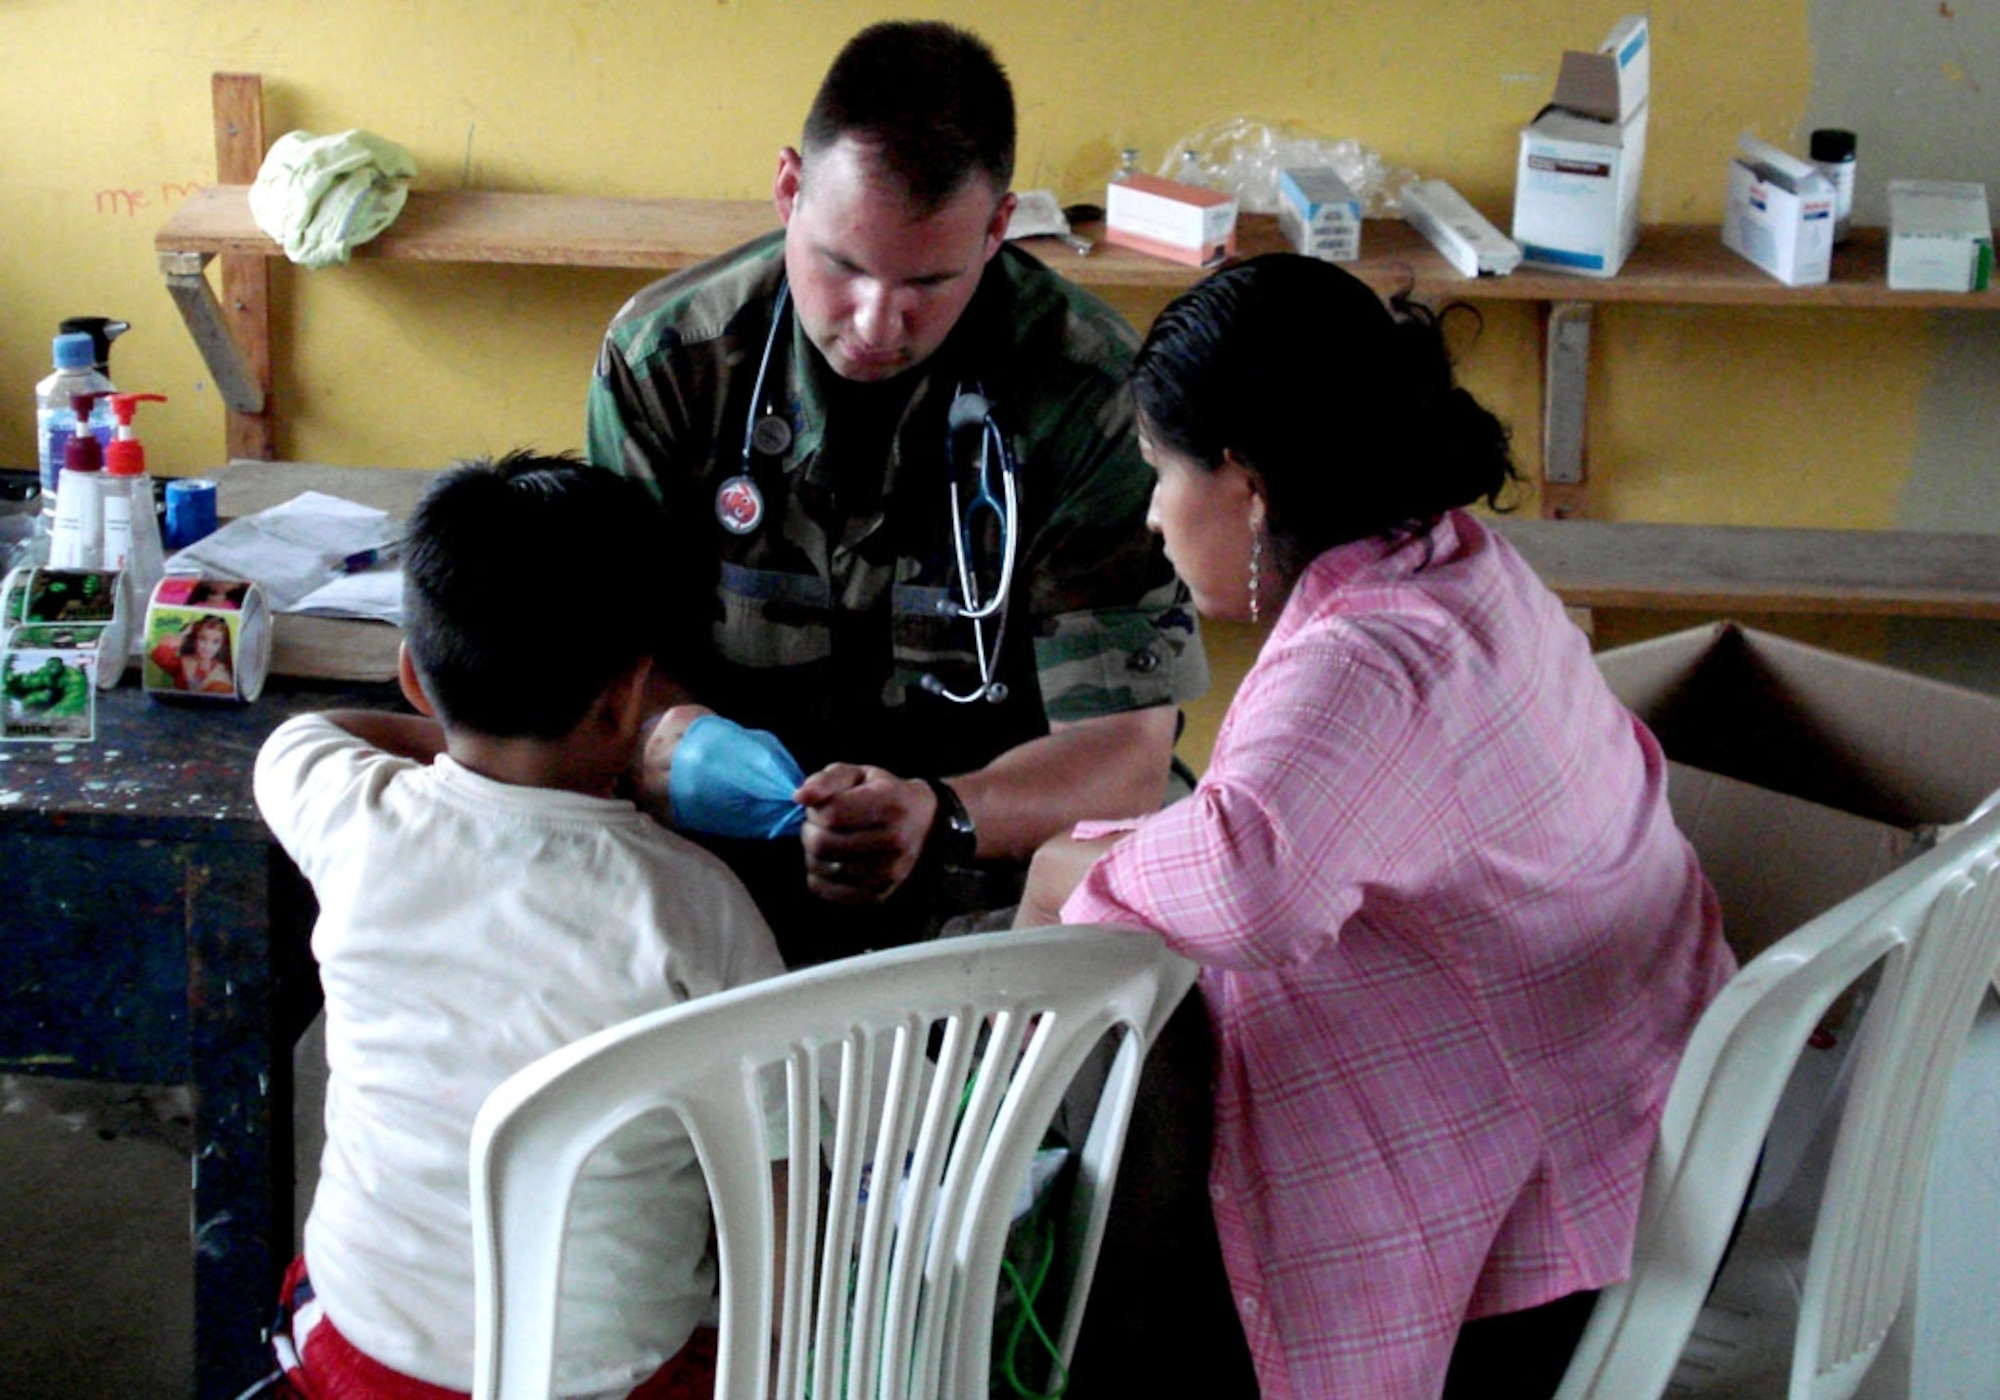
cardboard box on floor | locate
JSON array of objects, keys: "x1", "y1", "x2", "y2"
[
  {"x1": 1598, "y1": 622, "x2": 2000, "y2": 1389},
  {"x1": 1595, "y1": 621, "x2": 2000, "y2": 964}
]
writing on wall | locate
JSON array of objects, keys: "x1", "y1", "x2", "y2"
[{"x1": 94, "y1": 181, "x2": 207, "y2": 217}]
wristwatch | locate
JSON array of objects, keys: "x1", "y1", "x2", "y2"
[{"x1": 923, "y1": 777, "x2": 978, "y2": 870}]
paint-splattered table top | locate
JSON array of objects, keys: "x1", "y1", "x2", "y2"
[{"x1": 0, "y1": 676, "x2": 401, "y2": 843}]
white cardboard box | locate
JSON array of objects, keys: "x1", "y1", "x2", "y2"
[
  {"x1": 1104, "y1": 173, "x2": 1238, "y2": 268},
  {"x1": 1888, "y1": 179, "x2": 1995, "y2": 292},
  {"x1": 1401, "y1": 179, "x2": 1523, "y2": 277},
  {"x1": 1721, "y1": 136, "x2": 1836, "y2": 287},
  {"x1": 1512, "y1": 14, "x2": 1651, "y2": 278},
  {"x1": 1276, "y1": 167, "x2": 1362, "y2": 263}
]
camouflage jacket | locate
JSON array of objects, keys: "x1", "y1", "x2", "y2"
[{"x1": 587, "y1": 231, "x2": 1205, "y2": 780}]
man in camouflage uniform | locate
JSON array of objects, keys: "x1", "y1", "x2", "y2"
[{"x1": 586, "y1": 20, "x2": 1205, "y2": 961}]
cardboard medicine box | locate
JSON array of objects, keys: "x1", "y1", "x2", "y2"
[
  {"x1": 1277, "y1": 167, "x2": 1363, "y2": 263},
  {"x1": 1721, "y1": 136, "x2": 1836, "y2": 287},
  {"x1": 1512, "y1": 14, "x2": 1651, "y2": 278},
  {"x1": 1888, "y1": 179, "x2": 1995, "y2": 292},
  {"x1": 1595, "y1": 622, "x2": 2000, "y2": 964},
  {"x1": 1104, "y1": 173, "x2": 1239, "y2": 268}
]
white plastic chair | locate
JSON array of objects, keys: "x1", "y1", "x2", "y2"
[
  {"x1": 467, "y1": 923, "x2": 1198, "y2": 1400},
  {"x1": 1554, "y1": 797, "x2": 2000, "y2": 1400}
]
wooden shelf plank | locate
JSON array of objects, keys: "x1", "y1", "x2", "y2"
[
  {"x1": 1492, "y1": 518, "x2": 2000, "y2": 619},
  {"x1": 156, "y1": 185, "x2": 2000, "y2": 310}
]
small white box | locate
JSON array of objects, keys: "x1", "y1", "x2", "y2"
[
  {"x1": 1512, "y1": 14, "x2": 1651, "y2": 278},
  {"x1": 1104, "y1": 173, "x2": 1238, "y2": 268},
  {"x1": 1888, "y1": 180, "x2": 1994, "y2": 292},
  {"x1": 1721, "y1": 136, "x2": 1836, "y2": 286},
  {"x1": 1401, "y1": 180, "x2": 1523, "y2": 277},
  {"x1": 1276, "y1": 168, "x2": 1363, "y2": 263}
]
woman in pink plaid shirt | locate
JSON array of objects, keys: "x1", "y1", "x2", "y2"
[{"x1": 1025, "y1": 255, "x2": 1735, "y2": 1399}]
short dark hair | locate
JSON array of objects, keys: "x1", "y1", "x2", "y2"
[
  {"x1": 802, "y1": 20, "x2": 1015, "y2": 213},
  {"x1": 402, "y1": 452, "x2": 671, "y2": 739},
  {"x1": 1132, "y1": 254, "x2": 1518, "y2": 578}
]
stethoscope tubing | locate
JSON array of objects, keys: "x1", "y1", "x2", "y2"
[{"x1": 742, "y1": 275, "x2": 1018, "y2": 704}]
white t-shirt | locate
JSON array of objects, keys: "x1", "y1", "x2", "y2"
[{"x1": 255, "y1": 714, "x2": 786, "y2": 1398}]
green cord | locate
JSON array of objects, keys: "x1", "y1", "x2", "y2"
[{"x1": 999, "y1": 1210, "x2": 1069, "y2": 1399}]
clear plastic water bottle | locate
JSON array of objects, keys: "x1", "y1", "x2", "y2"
[{"x1": 34, "y1": 332, "x2": 115, "y2": 562}]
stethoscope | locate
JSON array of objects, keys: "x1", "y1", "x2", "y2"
[{"x1": 723, "y1": 277, "x2": 1021, "y2": 705}]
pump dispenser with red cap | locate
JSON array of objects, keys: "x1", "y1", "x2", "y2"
[
  {"x1": 48, "y1": 390, "x2": 113, "y2": 568},
  {"x1": 102, "y1": 392, "x2": 169, "y2": 604}
]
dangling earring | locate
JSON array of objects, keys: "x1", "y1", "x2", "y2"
[{"x1": 1248, "y1": 528, "x2": 1264, "y2": 626}]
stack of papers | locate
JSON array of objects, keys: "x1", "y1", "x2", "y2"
[{"x1": 165, "y1": 490, "x2": 405, "y2": 624}]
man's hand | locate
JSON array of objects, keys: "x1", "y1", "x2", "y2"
[{"x1": 794, "y1": 764, "x2": 938, "y2": 905}]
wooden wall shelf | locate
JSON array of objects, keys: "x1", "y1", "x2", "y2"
[
  {"x1": 159, "y1": 183, "x2": 1997, "y2": 309},
  {"x1": 156, "y1": 74, "x2": 2000, "y2": 625}
]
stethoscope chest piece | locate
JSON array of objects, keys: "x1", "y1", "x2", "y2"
[{"x1": 749, "y1": 414, "x2": 793, "y2": 457}]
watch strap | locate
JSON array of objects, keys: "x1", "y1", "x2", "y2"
[{"x1": 922, "y1": 777, "x2": 978, "y2": 870}]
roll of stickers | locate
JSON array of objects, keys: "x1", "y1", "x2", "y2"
[
  {"x1": 141, "y1": 574, "x2": 272, "y2": 703},
  {"x1": 1, "y1": 565, "x2": 130, "y2": 684},
  {"x1": 0, "y1": 566, "x2": 131, "y2": 742}
]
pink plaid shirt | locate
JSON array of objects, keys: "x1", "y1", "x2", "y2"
[{"x1": 1065, "y1": 511, "x2": 1733, "y2": 1399}]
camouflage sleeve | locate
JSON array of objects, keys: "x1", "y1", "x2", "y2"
[
  {"x1": 1018, "y1": 323, "x2": 1208, "y2": 726},
  {"x1": 584, "y1": 314, "x2": 676, "y2": 498},
  {"x1": 1037, "y1": 583, "x2": 1208, "y2": 725}
]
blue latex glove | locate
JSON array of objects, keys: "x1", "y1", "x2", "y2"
[{"x1": 667, "y1": 715, "x2": 807, "y2": 840}]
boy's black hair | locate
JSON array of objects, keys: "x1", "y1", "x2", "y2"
[
  {"x1": 803, "y1": 20, "x2": 1015, "y2": 213},
  {"x1": 402, "y1": 451, "x2": 672, "y2": 739}
]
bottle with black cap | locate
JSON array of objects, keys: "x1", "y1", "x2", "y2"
[{"x1": 1810, "y1": 129, "x2": 1857, "y2": 246}]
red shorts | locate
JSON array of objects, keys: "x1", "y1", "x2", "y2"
[{"x1": 270, "y1": 1255, "x2": 717, "y2": 1400}]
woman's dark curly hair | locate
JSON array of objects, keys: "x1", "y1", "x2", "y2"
[{"x1": 1131, "y1": 253, "x2": 1518, "y2": 582}]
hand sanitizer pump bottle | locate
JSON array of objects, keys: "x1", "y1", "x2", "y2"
[
  {"x1": 103, "y1": 393, "x2": 169, "y2": 610},
  {"x1": 48, "y1": 391, "x2": 113, "y2": 569}
]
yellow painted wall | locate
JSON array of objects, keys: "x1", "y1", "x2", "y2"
[
  {"x1": 3, "y1": 1, "x2": 1877, "y2": 489},
  {"x1": 0, "y1": 2, "x2": 1966, "y2": 765}
]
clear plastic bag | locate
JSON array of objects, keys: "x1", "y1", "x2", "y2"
[{"x1": 1158, "y1": 117, "x2": 1418, "y2": 216}]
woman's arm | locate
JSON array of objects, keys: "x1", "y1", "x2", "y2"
[{"x1": 1015, "y1": 829, "x2": 1132, "y2": 928}]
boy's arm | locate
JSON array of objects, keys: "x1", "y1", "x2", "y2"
[{"x1": 314, "y1": 708, "x2": 448, "y2": 763}]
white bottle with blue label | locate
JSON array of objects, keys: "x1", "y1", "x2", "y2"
[{"x1": 33, "y1": 332, "x2": 114, "y2": 562}]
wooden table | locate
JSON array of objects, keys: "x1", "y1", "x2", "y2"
[
  {"x1": 0, "y1": 460, "x2": 417, "y2": 1399},
  {"x1": 0, "y1": 678, "x2": 401, "y2": 1399}
]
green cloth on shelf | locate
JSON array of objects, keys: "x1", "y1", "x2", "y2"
[{"x1": 247, "y1": 129, "x2": 418, "y2": 269}]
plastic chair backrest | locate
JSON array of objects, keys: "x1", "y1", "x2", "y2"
[
  {"x1": 1554, "y1": 799, "x2": 2000, "y2": 1400},
  {"x1": 467, "y1": 923, "x2": 1198, "y2": 1400}
]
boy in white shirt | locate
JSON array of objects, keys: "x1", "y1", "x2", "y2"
[{"x1": 254, "y1": 453, "x2": 785, "y2": 1400}]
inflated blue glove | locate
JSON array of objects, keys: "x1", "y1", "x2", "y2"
[{"x1": 667, "y1": 714, "x2": 807, "y2": 840}]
